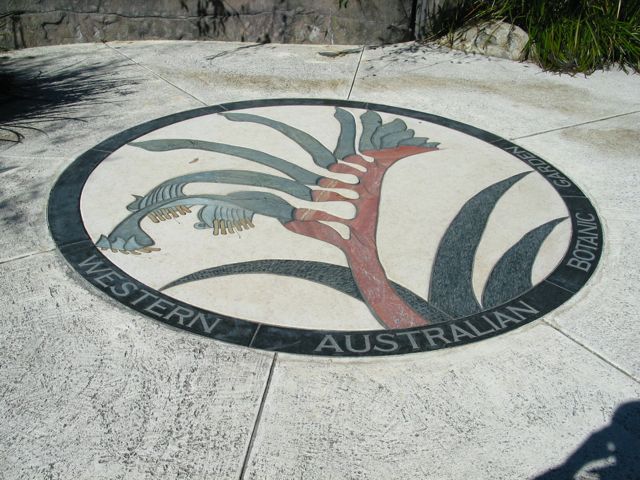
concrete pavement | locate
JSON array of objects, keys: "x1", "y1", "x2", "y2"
[{"x1": 1, "y1": 40, "x2": 639, "y2": 479}]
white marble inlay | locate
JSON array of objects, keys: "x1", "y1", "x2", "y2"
[{"x1": 80, "y1": 105, "x2": 571, "y2": 330}]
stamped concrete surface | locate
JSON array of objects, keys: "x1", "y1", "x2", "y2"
[{"x1": 1, "y1": 40, "x2": 639, "y2": 479}]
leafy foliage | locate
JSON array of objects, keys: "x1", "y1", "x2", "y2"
[{"x1": 428, "y1": 0, "x2": 640, "y2": 74}]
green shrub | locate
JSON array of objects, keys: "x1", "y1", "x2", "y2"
[{"x1": 431, "y1": 0, "x2": 640, "y2": 74}]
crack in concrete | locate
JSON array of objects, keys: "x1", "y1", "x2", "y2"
[
  {"x1": 510, "y1": 110, "x2": 640, "y2": 141},
  {"x1": 0, "y1": 248, "x2": 56, "y2": 266},
  {"x1": 347, "y1": 45, "x2": 365, "y2": 100},
  {"x1": 239, "y1": 353, "x2": 278, "y2": 480},
  {"x1": 102, "y1": 42, "x2": 208, "y2": 107},
  {"x1": 543, "y1": 319, "x2": 640, "y2": 385}
]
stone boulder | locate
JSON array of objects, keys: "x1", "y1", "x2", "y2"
[{"x1": 443, "y1": 21, "x2": 529, "y2": 61}]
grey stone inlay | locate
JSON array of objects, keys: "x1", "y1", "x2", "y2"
[
  {"x1": 223, "y1": 112, "x2": 337, "y2": 168},
  {"x1": 98, "y1": 191, "x2": 297, "y2": 252},
  {"x1": 131, "y1": 139, "x2": 322, "y2": 184},
  {"x1": 51, "y1": 100, "x2": 595, "y2": 351},
  {"x1": 135, "y1": 168, "x2": 313, "y2": 201},
  {"x1": 358, "y1": 110, "x2": 383, "y2": 151},
  {"x1": 0, "y1": 165, "x2": 18, "y2": 175},
  {"x1": 358, "y1": 110, "x2": 436, "y2": 151},
  {"x1": 332, "y1": 107, "x2": 357, "y2": 160}
]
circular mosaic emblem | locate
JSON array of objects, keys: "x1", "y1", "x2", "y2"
[{"x1": 49, "y1": 99, "x2": 602, "y2": 356}]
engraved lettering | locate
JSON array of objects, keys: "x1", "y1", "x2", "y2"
[
  {"x1": 567, "y1": 258, "x2": 591, "y2": 272},
  {"x1": 464, "y1": 319, "x2": 495, "y2": 336},
  {"x1": 345, "y1": 334, "x2": 371, "y2": 353},
  {"x1": 450, "y1": 324, "x2": 475, "y2": 342},
  {"x1": 186, "y1": 313, "x2": 221, "y2": 334},
  {"x1": 110, "y1": 281, "x2": 137, "y2": 297},
  {"x1": 567, "y1": 212, "x2": 599, "y2": 272},
  {"x1": 493, "y1": 311, "x2": 521, "y2": 328},
  {"x1": 505, "y1": 301, "x2": 539, "y2": 320},
  {"x1": 481, "y1": 315, "x2": 500, "y2": 330},
  {"x1": 314, "y1": 335, "x2": 344, "y2": 353},
  {"x1": 77, "y1": 255, "x2": 111, "y2": 275},
  {"x1": 373, "y1": 333, "x2": 399, "y2": 352},
  {"x1": 130, "y1": 289, "x2": 157, "y2": 306},
  {"x1": 144, "y1": 298, "x2": 176, "y2": 317},
  {"x1": 165, "y1": 306, "x2": 195, "y2": 325},
  {"x1": 94, "y1": 270, "x2": 124, "y2": 288},
  {"x1": 421, "y1": 327, "x2": 451, "y2": 347},
  {"x1": 396, "y1": 330, "x2": 421, "y2": 349}
]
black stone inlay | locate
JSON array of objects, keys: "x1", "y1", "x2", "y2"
[
  {"x1": 48, "y1": 98, "x2": 603, "y2": 356},
  {"x1": 162, "y1": 260, "x2": 453, "y2": 324},
  {"x1": 546, "y1": 196, "x2": 603, "y2": 293},
  {"x1": 428, "y1": 172, "x2": 530, "y2": 318},
  {"x1": 482, "y1": 217, "x2": 567, "y2": 309}
]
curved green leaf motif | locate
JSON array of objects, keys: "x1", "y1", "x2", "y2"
[
  {"x1": 481, "y1": 217, "x2": 567, "y2": 309},
  {"x1": 223, "y1": 112, "x2": 337, "y2": 168},
  {"x1": 380, "y1": 129, "x2": 415, "y2": 149},
  {"x1": 96, "y1": 192, "x2": 295, "y2": 252},
  {"x1": 126, "y1": 170, "x2": 312, "y2": 211},
  {"x1": 130, "y1": 139, "x2": 322, "y2": 185},
  {"x1": 358, "y1": 111, "x2": 383, "y2": 152},
  {"x1": 428, "y1": 171, "x2": 531, "y2": 318},
  {"x1": 371, "y1": 118, "x2": 408, "y2": 147},
  {"x1": 160, "y1": 260, "x2": 453, "y2": 325},
  {"x1": 358, "y1": 111, "x2": 438, "y2": 151},
  {"x1": 332, "y1": 108, "x2": 357, "y2": 160}
]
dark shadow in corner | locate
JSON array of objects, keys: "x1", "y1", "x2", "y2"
[
  {"x1": 533, "y1": 401, "x2": 640, "y2": 480},
  {"x1": 0, "y1": 54, "x2": 137, "y2": 144},
  {"x1": 196, "y1": 0, "x2": 239, "y2": 37}
]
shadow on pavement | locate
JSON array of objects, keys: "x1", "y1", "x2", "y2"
[
  {"x1": 0, "y1": 53, "x2": 137, "y2": 144},
  {"x1": 533, "y1": 401, "x2": 640, "y2": 480}
]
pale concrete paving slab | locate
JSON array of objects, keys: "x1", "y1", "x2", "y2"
[
  {"x1": 516, "y1": 113, "x2": 640, "y2": 222},
  {"x1": 242, "y1": 326, "x2": 640, "y2": 480},
  {"x1": 0, "y1": 251, "x2": 274, "y2": 479},
  {"x1": 516, "y1": 113, "x2": 640, "y2": 379},
  {"x1": 105, "y1": 40, "x2": 362, "y2": 105},
  {"x1": 0, "y1": 154, "x2": 63, "y2": 263},
  {"x1": 350, "y1": 43, "x2": 640, "y2": 140},
  {"x1": 0, "y1": 39, "x2": 639, "y2": 480}
]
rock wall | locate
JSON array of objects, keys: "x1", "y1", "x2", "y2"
[{"x1": 0, "y1": 0, "x2": 416, "y2": 49}]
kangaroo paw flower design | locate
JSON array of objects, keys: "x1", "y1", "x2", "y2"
[{"x1": 97, "y1": 108, "x2": 440, "y2": 329}]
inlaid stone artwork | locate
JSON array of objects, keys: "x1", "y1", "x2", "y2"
[{"x1": 49, "y1": 99, "x2": 602, "y2": 356}]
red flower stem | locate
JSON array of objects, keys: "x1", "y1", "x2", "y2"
[{"x1": 286, "y1": 146, "x2": 437, "y2": 329}]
